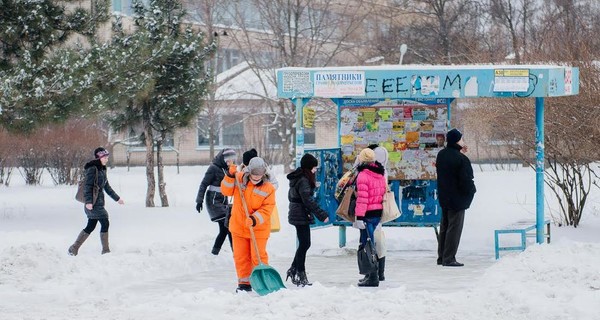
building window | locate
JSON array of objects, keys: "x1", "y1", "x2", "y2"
[
  {"x1": 304, "y1": 126, "x2": 316, "y2": 145},
  {"x1": 222, "y1": 115, "x2": 244, "y2": 147},
  {"x1": 197, "y1": 115, "x2": 244, "y2": 148},
  {"x1": 265, "y1": 115, "x2": 283, "y2": 147},
  {"x1": 127, "y1": 126, "x2": 174, "y2": 149}
]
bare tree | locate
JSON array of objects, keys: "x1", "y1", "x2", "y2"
[
  {"x1": 224, "y1": 0, "x2": 373, "y2": 170},
  {"x1": 488, "y1": 0, "x2": 537, "y2": 63},
  {"x1": 405, "y1": 0, "x2": 481, "y2": 64}
]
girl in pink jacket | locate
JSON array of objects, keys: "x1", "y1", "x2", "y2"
[{"x1": 353, "y1": 148, "x2": 387, "y2": 287}]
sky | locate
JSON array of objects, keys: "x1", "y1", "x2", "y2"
[{"x1": 1, "y1": 164, "x2": 599, "y2": 320}]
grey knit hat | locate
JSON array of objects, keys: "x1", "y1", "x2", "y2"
[{"x1": 247, "y1": 157, "x2": 267, "y2": 176}]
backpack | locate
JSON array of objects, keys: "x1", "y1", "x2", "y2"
[{"x1": 75, "y1": 167, "x2": 99, "y2": 204}]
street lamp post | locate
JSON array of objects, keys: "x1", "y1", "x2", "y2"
[{"x1": 399, "y1": 43, "x2": 407, "y2": 65}]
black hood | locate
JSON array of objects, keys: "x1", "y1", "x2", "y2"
[
  {"x1": 287, "y1": 168, "x2": 305, "y2": 188},
  {"x1": 84, "y1": 159, "x2": 106, "y2": 171},
  {"x1": 212, "y1": 149, "x2": 229, "y2": 169},
  {"x1": 356, "y1": 161, "x2": 385, "y2": 175}
]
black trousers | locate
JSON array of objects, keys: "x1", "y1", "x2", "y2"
[
  {"x1": 437, "y1": 208, "x2": 465, "y2": 264},
  {"x1": 83, "y1": 218, "x2": 109, "y2": 234},
  {"x1": 213, "y1": 219, "x2": 232, "y2": 250},
  {"x1": 291, "y1": 224, "x2": 311, "y2": 272}
]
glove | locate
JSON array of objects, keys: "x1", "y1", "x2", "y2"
[
  {"x1": 227, "y1": 164, "x2": 237, "y2": 177},
  {"x1": 196, "y1": 202, "x2": 202, "y2": 213},
  {"x1": 352, "y1": 220, "x2": 365, "y2": 229}
]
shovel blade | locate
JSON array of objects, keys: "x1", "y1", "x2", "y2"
[{"x1": 249, "y1": 264, "x2": 286, "y2": 296}]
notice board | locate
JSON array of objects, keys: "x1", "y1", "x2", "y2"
[{"x1": 337, "y1": 98, "x2": 449, "y2": 180}]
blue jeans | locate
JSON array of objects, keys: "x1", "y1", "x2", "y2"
[{"x1": 359, "y1": 217, "x2": 381, "y2": 248}]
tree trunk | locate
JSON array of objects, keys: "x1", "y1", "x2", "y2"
[
  {"x1": 143, "y1": 117, "x2": 156, "y2": 207},
  {"x1": 156, "y1": 136, "x2": 169, "y2": 207}
]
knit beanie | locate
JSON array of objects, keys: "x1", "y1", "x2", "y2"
[
  {"x1": 94, "y1": 147, "x2": 110, "y2": 159},
  {"x1": 358, "y1": 148, "x2": 375, "y2": 163},
  {"x1": 222, "y1": 148, "x2": 237, "y2": 162},
  {"x1": 247, "y1": 157, "x2": 267, "y2": 176},
  {"x1": 242, "y1": 148, "x2": 258, "y2": 166},
  {"x1": 446, "y1": 128, "x2": 463, "y2": 145},
  {"x1": 300, "y1": 153, "x2": 319, "y2": 170}
]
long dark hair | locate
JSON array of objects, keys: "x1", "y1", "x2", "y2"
[{"x1": 301, "y1": 168, "x2": 317, "y2": 188}]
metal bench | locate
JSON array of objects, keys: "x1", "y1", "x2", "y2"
[{"x1": 494, "y1": 219, "x2": 551, "y2": 259}]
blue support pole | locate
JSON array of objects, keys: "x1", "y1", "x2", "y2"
[
  {"x1": 535, "y1": 97, "x2": 545, "y2": 244},
  {"x1": 294, "y1": 98, "x2": 305, "y2": 168}
]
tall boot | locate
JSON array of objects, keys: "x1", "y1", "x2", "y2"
[
  {"x1": 358, "y1": 271, "x2": 379, "y2": 287},
  {"x1": 378, "y1": 257, "x2": 385, "y2": 281},
  {"x1": 100, "y1": 232, "x2": 110, "y2": 254},
  {"x1": 286, "y1": 266, "x2": 297, "y2": 285},
  {"x1": 358, "y1": 273, "x2": 370, "y2": 284},
  {"x1": 296, "y1": 271, "x2": 312, "y2": 287},
  {"x1": 68, "y1": 230, "x2": 90, "y2": 256}
]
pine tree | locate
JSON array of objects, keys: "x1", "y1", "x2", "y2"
[
  {"x1": 94, "y1": 0, "x2": 215, "y2": 207},
  {"x1": 0, "y1": 0, "x2": 110, "y2": 132}
]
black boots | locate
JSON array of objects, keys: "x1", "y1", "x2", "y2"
[
  {"x1": 68, "y1": 230, "x2": 90, "y2": 256},
  {"x1": 236, "y1": 284, "x2": 252, "y2": 292},
  {"x1": 378, "y1": 257, "x2": 385, "y2": 281},
  {"x1": 296, "y1": 271, "x2": 312, "y2": 287},
  {"x1": 357, "y1": 271, "x2": 379, "y2": 287},
  {"x1": 286, "y1": 266, "x2": 297, "y2": 285},
  {"x1": 286, "y1": 267, "x2": 312, "y2": 287},
  {"x1": 359, "y1": 257, "x2": 385, "y2": 284}
]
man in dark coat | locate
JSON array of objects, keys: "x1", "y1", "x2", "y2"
[
  {"x1": 435, "y1": 129, "x2": 476, "y2": 267},
  {"x1": 196, "y1": 148, "x2": 236, "y2": 255}
]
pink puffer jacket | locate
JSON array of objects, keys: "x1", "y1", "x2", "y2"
[{"x1": 354, "y1": 162, "x2": 387, "y2": 218}]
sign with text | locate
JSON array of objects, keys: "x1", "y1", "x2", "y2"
[
  {"x1": 493, "y1": 69, "x2": 530, "y2": 92},
  {"x1": 314, "y1": 71, "x2": 365, "y2": 97}
]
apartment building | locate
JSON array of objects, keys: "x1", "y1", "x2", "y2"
[{"x1": 83, "y1": 0, "x2": 406, "y2": 165}]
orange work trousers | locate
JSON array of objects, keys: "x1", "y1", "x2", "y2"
[{"x1": 232, "y1": 234, "x2": 269, "y2": 285}]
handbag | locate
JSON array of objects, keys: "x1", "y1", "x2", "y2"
[
  {"x1": 335, "y1": 186, "x2": 355, "y2": 222},
  {"x1": 381, "y1": 189, "x2": 401, "y2": 223},
  {"x1": 357, "y1": 236, "x2": 378, "y2": 275},
  {"x1": 75, "y1": 167, "x2": 99, "y2": 204},
  {"x1": 335, "y1": 168, "x2": 357, "y2": 201}
]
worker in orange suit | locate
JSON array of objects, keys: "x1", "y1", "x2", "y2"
[{"x1": 221, "y1": 156, "x2": 276, "y2": 293}]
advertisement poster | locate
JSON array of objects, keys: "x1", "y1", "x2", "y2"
[{"x1": 338, "y1": 98, "x2": 448, "y2": 180}]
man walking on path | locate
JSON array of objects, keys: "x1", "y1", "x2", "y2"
[{"x1": 435, "y1": 129, "x2": 476, "y2": 267}]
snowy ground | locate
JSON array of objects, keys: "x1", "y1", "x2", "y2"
[{"x1": 1, "y1": 164, "x2": 600, "y2": 320}]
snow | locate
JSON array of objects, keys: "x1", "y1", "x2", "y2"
[
  {"x1": 215, "y1": 62, "x2": 277, "y2": 100},
  {"x1": 1, "y1": 165, "x2": 600, "y2": 320}
]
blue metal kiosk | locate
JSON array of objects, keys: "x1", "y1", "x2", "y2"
[{"x1": 276, "y1": 65, "x2": 579, "y2": 247}]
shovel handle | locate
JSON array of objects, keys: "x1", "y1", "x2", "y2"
[{"x1": 230, "y1": 171, "x2": 264, "y2": 265}]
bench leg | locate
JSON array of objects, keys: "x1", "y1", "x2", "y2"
[
  {"x1": 546, "y1": 223, "x2": 551, "y2": 244},
  {"x1": 338, "y1": 225, "x2": 346, "y2": 248},
  {"x1": 494, "y1": 231, "x2": 500, "y2": 260},
  {"x1": 521, "y1": 230, "x2": 527, "y2": 250}
]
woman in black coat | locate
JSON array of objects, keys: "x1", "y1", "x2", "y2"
[
  {"x1": 68, "y1": 147, "x2": 124, "y2": 256},
  {"x1": 196, "y1": 148, "x2": 236, "y2": 255},
  {"x1": 286, "y1": 153, "x2": 329, "y2": 286}
]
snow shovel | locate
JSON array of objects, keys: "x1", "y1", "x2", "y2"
[{"x1": 234, "y1": 175, "x2": 285, "y2": 296}]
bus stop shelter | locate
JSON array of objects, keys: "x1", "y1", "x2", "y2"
[{"x1": 276, "y1": 65, "x2": 579, "y2": 246}]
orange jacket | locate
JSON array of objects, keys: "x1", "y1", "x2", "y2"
[{"x1": 221, "y1": 171, "x2": 276, "y2": 239}]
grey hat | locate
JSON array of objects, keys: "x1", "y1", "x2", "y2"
[{"x1": 247, "y1": 157, "x2": 267, "y2": 176}]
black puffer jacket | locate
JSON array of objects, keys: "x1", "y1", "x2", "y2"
[
  {"x1": 83, "y1": 159, "x2": 120, "y2": 219},
  {"x1": 196, "y1": 149, "x2": 231, "y2": 221},
  {"x1": 287, "y1": 168, "x2": 328, "y2": 226},
  {"x1": 436, "y1": 143, "x2": 476, "y2": 211}
]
